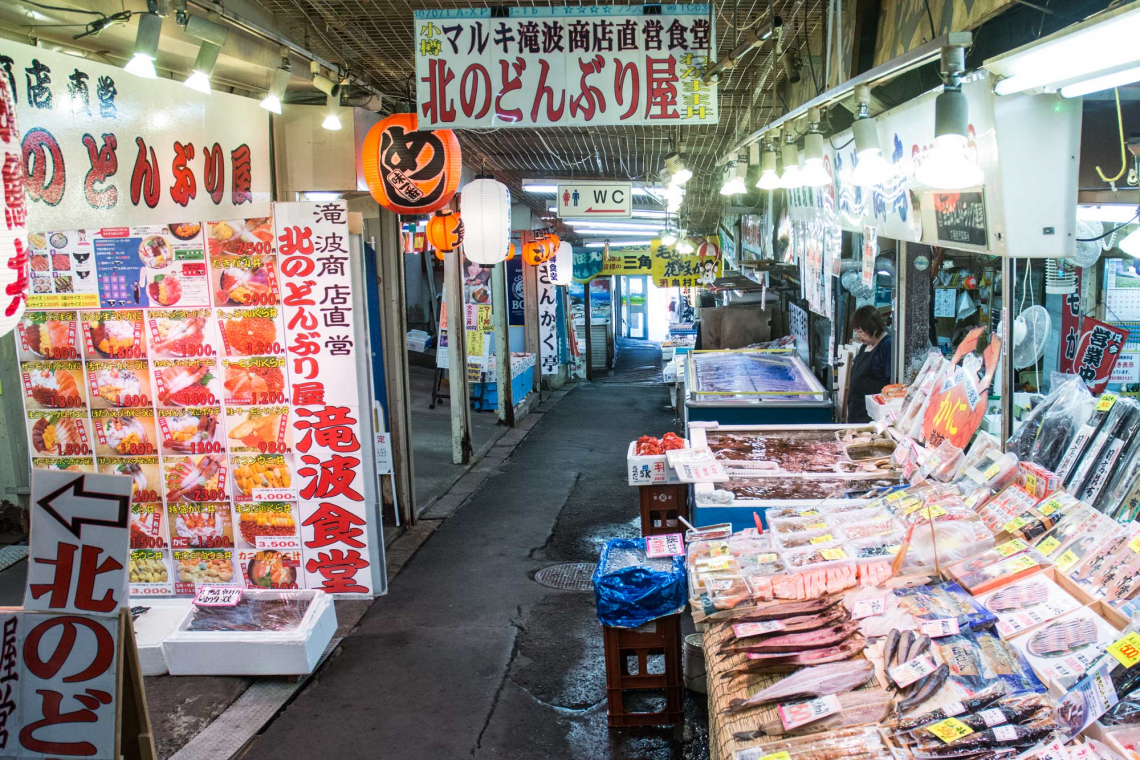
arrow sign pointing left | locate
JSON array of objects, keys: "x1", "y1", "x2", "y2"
[{"x1": 36, "y1": 472, "x2": 131, "y2": 539}]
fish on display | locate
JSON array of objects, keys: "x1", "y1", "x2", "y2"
[
  {"x1": 725, "y1": 635, "x2": 867, "y2": 679},
  {"x1": 888, "y1": 684, "x2": 1009, "y2": 731},
  {"x1": 898, "y1": 663, "x2": 949, "y2": 713},
  {"x1": 723, "y1": 597, "x2": 844, "y2": 624},
  {"x1": 732, "y1": 689, "x2": 892, "y2": 738},
  {"x1": 719, "y1": 606, "x2": 851, "y2": 653},
  {"x1": 722, "y1": 659, "x2": 875, "y2": 713},
  {"x1": 987, "y1": 582, "x2": 1049, "y2": 613},
  {"x1": 721, "y1": 621, "x2": 860, "y2": 656}
]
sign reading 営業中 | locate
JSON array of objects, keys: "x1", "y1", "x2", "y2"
[
  {"x1": 8, "y1": 39, "x2": 271, "y2": 231},
  {"x1": 413, "y1": 5, "x2": 717, "y2": 128},
  {"x1": 556, "y1": 182, "x2": 632, "y2": 219}
]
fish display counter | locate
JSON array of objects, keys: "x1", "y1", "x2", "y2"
[
  {"x1": 687, "y1": 423, "x2": 903, "y2": 531},
  {"x1": 692, "y1": 385, "x2": 1140, "y2": 760},
  {"x1": 685, "y1": 350, "x2": 831, "y2": 426}
]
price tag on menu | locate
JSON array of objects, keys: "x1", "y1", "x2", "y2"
[
  {"x1": 778, "y1": 694, "x2": 841, "y2": 731},
  {"x1": 888, "y1": 656, "x2": 937, "y2": 688},
  {"x1": 921, "y1": 618, "x2": 960, "y2": 637},
  {"x1": 852, "y1": 595, "x2": 887, "y2": 620},
  {"x1": 1108, "y1": 632, "x2": 1140, "y2": 668},
  {"x1": 645, "y1": 533, "x2": 684, "y2": 558},
  {"x1": 733, "y1": 620, "x2": 784, "y2": 638},
  {"x1": 993, "y1": 539, "x2": 1028, "y2": 558},
  {"x1": 927, "y1": 717, "x2": 974, "y2": 743},
  {"x1": 193, "y1": 585, "x2": 242, "y2": 607}
]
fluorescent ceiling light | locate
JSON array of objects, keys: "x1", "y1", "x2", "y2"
[
  {"x1": 303, "y1": 192, "x2": 342, "y2": 202},
  {"x1": 565, "y1": 220, "x2": 663, "y2": 230},
  {"x1": 322, "y1": 92, "x2": 342, "y2": 130},
  {"x1": 573, "y1": 228, "x2": 658, "y2": 236},
  {"x1": 548, "y1": 206, "x2": 666, "y2": 219},
  {"x1": 584, "y1": 240, "x2": 653, "y2": 248},
  {"x1": 990, "y1": 6, "x2": 1140, "y2": 95},
  {"x1": 184, "y1": 70, "x2": 212, "y2": 94},
  {"x1": 1061, "y1": 63, "x2": 1140, "y2": 97},
  {"x1": 1078, "y1": 204, "x2": 1139, "y2": 223},
  {"x1": 523, "y1": 183, "x2": 655, "y2": 196}
]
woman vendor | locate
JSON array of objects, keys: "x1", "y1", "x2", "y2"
[{"x1": 847, "y1": 305, "x2": 893, "y2": 423}]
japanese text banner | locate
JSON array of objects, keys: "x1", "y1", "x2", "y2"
[
  {"x1": 414, "y1": 4, "x2": 717, "y2": 128},
  {"x1": 7, "y1": 39, "x2": 270, "y2": 231}
]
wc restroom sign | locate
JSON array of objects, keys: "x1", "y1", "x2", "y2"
[{"x1": 556, "y1": 182, "x2": 632, "y2": 219}]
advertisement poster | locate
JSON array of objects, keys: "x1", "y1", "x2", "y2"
[
  {"x1": 414, "y1": 5, "x2": 717, "y2": 128},
  {"x1": 14, "y1": 205, "x2": 376, "y2": 599}
]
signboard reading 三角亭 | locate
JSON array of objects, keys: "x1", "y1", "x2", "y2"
[{"x1": 414, "y1": 5, "x2": 717, "y2": 128}]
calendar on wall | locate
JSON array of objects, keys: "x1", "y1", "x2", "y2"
[{"x1": 1105, "y1": 259, "x2": 1140, "y2": 321}]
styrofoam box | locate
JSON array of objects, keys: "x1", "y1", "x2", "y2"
[
  {"x1": 132, "y1": 598, "x2": 194, "y2": 676},
  {"x1": 627, "y1": 440, "x2": 682, "y2": 486},
  {"x1": 163, "y1": 590, "x2": 337, "y2": 676}
]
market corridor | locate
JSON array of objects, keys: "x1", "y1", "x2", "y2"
[{"x1": 244, "y1": 370, "x2": 709, "y2": 759}]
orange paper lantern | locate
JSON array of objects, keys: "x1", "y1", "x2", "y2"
[
  {"x1": 427, "y1": 209, "x2": 464, "y2": 253},
  {"x1": 362, "y1": 113, "x2": 461, "y2": 215},
  {"x1": 505, "y1": 242, "x2": 516, "y2": 261},
  {"x1": 522, "y1": 240, "x2": 546, "y2": 266}
]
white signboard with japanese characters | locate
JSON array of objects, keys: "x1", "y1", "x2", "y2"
[
  {"x1": 6, "y1": 39, "x2": 270, "y2": 232},
  {"x1": 537, "y1": 261, "x2": 559, "y2": 375},
  {"x1": 414, "y1": 4, "x2": 717, "y2": 128},
  {"x1": 555, "y1": 182, "x2": 632, "y2": 219}
]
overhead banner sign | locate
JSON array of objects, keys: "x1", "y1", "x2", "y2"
[
  {"x1": 7, "y1": 40, "x2": 270, "y2": 232},
  {"x1": 600, "y1": 239, "x2": 722, "y2": 287},
  {"x1": 556, "y1": 182, "x2": 632, "y2": 218},
  {"x1": 413, "y1": 4, "x2": 717, "y2": 128}
]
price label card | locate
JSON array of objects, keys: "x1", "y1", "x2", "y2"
[
  {"x1": 733, "y1": 620, "x2": 784, "y2": 638},
  {"x1": 708, "y1": 542, "x2": 731, "y2": 557},
  {"x1": 1108, "y1": 632, "x2": 1140, "y2": 668},
  {"x1": 778, "y1": 694, "x2": 841, "y2": 731},
  {"x1": 250, "y1": 487, "x2": 296, "y2": 501},
  {"x1": 979, "y1": 708, "x2": 1008, "y2": 727},
  {"x1": 852, "y1": 595, "x2": 887, "y2": 620},
  {"x1": 889, "y1": 655, "x2": 937, "y2": 688},
  {"x1": 193, "y1": 585, "x2": 242, "y2": 607},
  {"x1": 254, "y1": 536, "x2": 301, "y2": 550},
  {"x1": 886, "y1": 490, "x2": 908, "y2": 503},
  {"x1": 984, "y1": 463, "x2": 1002, "y2": 480},
  {"x1": 820, "y1": 547, "x2": 848, "y2": 561},
  {"x1": 921, "y1": 618, "x2": 960, "y2": 637},
  {"x1": 759, "y1": 753, "x2": 790, "y2": 760},
  {"x1": 1003, "y1": 555, "x2": 1040, "y2": 572},
  {"x1": 994, "y1": 539, "x2": 1028, "y2": 558},
  {"x1": 645, "y1": 533, "x2": 685, "y2": 558},
  {"x1": 752, "y1": 553, "x2": 779, "y2": 564},
  {"x1": 993, "y1": 725, "x2": 1019, "y2": 741},
  {"x1": 1024, "y1": 473, "x2": 1037, "y2": 494},
  {"x1": 1037, "y1": 536, "x2": 1062, "y2": 556},
  {"x1": 809, "y1": 534, "x2": 835, "y2": 545},
  {"x1": 1128, "y1": 534, "x2": 1140, "y2": 556},
  {"x1": 1038, "y1": 498, "x2": 1064, "y2": 517},
  {"x1": 927, "y1": 717, "x2": 974, "y2": 743},
  {"x1": 1002, "y1": 516, "x2": 1029, "y2": 533},
  {"x1": 918, "y1": 505, "x2": 948, "y2": 520},
  {"x1": 1055, "y1": 550, "x2": 1081, "y2": 573},
  {"x1": 942, "y1": 701, "x2": 966, "y2": 717},
  {"x1": 1097, "y1": 393, "x2": 1118, "y2": 412},
  {"x1": 806, "y1": 522, "x2": 827, "y2": 530}
]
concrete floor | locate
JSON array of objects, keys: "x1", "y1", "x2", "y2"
[
  {"x1": 244, "y1": 340, "x2": 709, "y2": 759},
  {"x1": 407, "y1": 363, "x2": 512, "y2": 512}
]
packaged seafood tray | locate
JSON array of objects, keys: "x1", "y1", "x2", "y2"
[
  {"x1": 847, "y1": 533, "x2": 905, "y2": 563},
  {"x1": 903, "y1": 517, "x2": 995, "y2": 575},
  {"x1": 923, "y1": 627, "x2": 1046, "y2": 700},
  {"x1": 977, "y1": 482, "x2": 1040, "y2": 532},
  {"x1": 1009, "y1": 604, "x2": 1123, "y2": 690},
  {"x1": 1000, "y1": 492, "x2": 1079, "y2": 543},
  {"x1": 775, "y1": 527, "x2": 846, "y2": 551},
  {"x1": 893, "y1": 581, "x2": 998, "y2": 631},
  {"x1": 702, "y1": 475, "x2": 896, "y2": 503},
  {"x1": 1030, "y1": 502, "x2": 1121, "y2": 567},
  {"x1": 781, "y1": 544, "x2": 856, "y2": 572},
  {"x1": 945, "y1": 547, "x2": 1047, "y2": 595},
  {"x1": 731, "y1": 725, "x2": 897, "y2": 760},
  {"x1": 976, "y1": 570, "x2": 1085, "y2": 640},
  {"x1": 689, "y1": 422, "x2": 893, "y2": 472},
  {"x1": 770, "y1": 515, "x2": 835, "y2": 535},
  {"x1": 839, "y1": 516, "x2": 904, "y2": 541},
  {"x1": 890, "y1": 688, "x2": 1060, "y2": 758},
  {"x1": 1066, "y1": 521, "x2": 1140, "y2": 605},
  {"x1": 626, "y1": 440, "x2": 682, "y2": 486},
  {"x1": 162, "y1": 589, "x2": 336, "y2": 676}
]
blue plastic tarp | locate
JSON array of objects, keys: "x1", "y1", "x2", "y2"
[{"x1": 592, "y1": 538, "x2": 686, "y2": 628}]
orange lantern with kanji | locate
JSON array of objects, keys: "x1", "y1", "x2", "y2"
[
  {"x1": 522, "y1": 240, "x2": 546, "y2": 265},
  {"x1": 362, "y1": 113, "x2": 461, "y2": 214},
  {"x1": 505, "y1": 243, "x2": 516, "y2": 261},
  {"x1": 427, "y1": 209, "x2": 464, "y2": 253}
]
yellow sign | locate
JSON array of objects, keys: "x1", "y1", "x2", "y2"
[
  {"x1": 1037, "y1": 499, "x2": 1064, "y2": 517},
  {"x1": 809, "y1": 534, "x2": 835, "y2": 545},
  {"x1": 760, "y1": 753, "x2": 791, "y2": 760},
  {"x1": 1128, "y1": 534, "x2": 1140, "y2": 555},
  {"x1": 1108, "y1": 632, "x2": 1140, "y2": 669},
  {"x1": 918, "y1": 505, "x2": 948, "y2": 520},
  {"x1": 994, "y1": 539, "x2": 1028, "y2": 558},
  {"x1": 820, "y1": 547, "x2": 848, "y2": 560},
  {"x1": 26, "y1": 293, "x2": 100, "y2": 309},
  {"x1": 927, "y1": 718, "x2": 974, "y2": 743},
  {"x1": 1024, "y1": 473, "x2": 1037, "y2": 494},
  {"x1": 1098, "y1": 393, "x2": 1118, "y2": 412},
  {"x1": 1036, "y1": 536, "x2": 1062, "y2": 556},
  {"x1": 598, "y1": 239, "x2": 724, "y2": 287},
  {"x1": 1055, "y1": 550, "x2": 1080, "y2": 573},
  {"x1": 1002, "y1": 517, "x2": 1028, "y2": 533},
  {"x1": 807, "y1": 522, "x2": 827, "y2": 530}
]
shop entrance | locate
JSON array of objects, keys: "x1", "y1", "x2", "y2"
[{"x1": 623, "y1": 275, "x2": 649, "y2": 339}]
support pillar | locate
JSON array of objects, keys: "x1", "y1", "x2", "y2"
[{"x1": 445, "y1": 245, "x2": 473, "y2": 465}]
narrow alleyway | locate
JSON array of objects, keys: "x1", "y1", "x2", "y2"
[{"x1": 244, "y1": 342, "x2": 707, "y2": 759}]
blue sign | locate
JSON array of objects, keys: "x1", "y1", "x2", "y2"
[{"x1": 508, "y1": 256, "x2": 524, "y2": 326}]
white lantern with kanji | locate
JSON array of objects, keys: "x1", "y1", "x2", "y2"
[
  {"x1": 0, "y1": 72, "x2": 26, "y2": 337},
  {"x1": 460, "y1": 177, "x2": 511, "y2": 267},
  {"x1": 551, "y1": 240, "x2": 572, "y2": 286}
]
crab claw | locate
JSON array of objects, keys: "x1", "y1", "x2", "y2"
[
  {"x1": 951, "y1": 326, "x2": 986, "y2": 366},
  {"x1": 977, "y1": 335, "x2": 1003, "y2": 393}
]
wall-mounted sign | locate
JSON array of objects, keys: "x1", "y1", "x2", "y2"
[
  {"x1": 555, "y1": 182, "x2": 632, "y2": 219},
  {"x1": 8, "y1": 39, "x2": 270, "y2": 232},
  {"x1": 414, "y1": 4, "x2": 718, "y2": 128},
  {"x1": 933, "y1": 191, "x2": 988, "y2": 249},
  {"x1": 598, "y1": 239, "x2": 722, "y2": 287},
  {"x1": 861, "y1": 225, "x2": 878, "y2": 289}
]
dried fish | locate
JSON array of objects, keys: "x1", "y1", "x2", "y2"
[
  {"x1": 897, "y1": 630, "x2": 915, "y2": 667},
  {"x1": 733, "y1": 689, "x2": 893, "y2": 738},
  {"x1": 723, "y1": 622, "x2": 861, "y2": 655},
  {"x1": 721, "y1": 597, "x2": 843, "y2": 624},
  {"x1": 888, "y1": 683, "x2": 1008, "y2": 731},
  {"x1": 1027, "y1": 618, "x2": 1098, "y2": 657},
  {"x1": 723, "y1": 659, "x2": 875, "y2": 713},
  {"x1": 719, "y1": 607, "x2": 850, "y2": 653},
  {"x1": 907, "y1": 634, "x2": 931, "y2": 663},
  {"x1": 899, "y1": 663, "x2": 949, "y2": 713},
  {"x1": 884, "y1": 629, "x2": 901, "y2": 669},
  {"x1": 724, "y1": 636, "x2": 867, "y2": 679},
  {"x1": 987, "y1": 582, "x2": 1049, "y2": 613}
]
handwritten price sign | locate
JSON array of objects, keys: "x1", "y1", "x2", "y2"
[{"x1": 193, "y1": 585, "x2": 243, "y2": 607}]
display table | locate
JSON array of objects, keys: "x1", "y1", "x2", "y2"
[{"x1": 685, "y1": 350, "x2": 832, "y2": 426}]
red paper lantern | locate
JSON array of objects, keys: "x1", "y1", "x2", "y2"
[
  {"x1": 362, "y1": 113, "x2": 461, "y2": 215},
  {"x1": 427, "y1": 210, "x2": 464, "y2": 253}
]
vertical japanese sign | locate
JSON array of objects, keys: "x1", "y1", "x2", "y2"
[
  {"x1": 1067, "y1": 317, "x2": 1129, "y2": 394},
  {"x1": 7, "y1": 39, "x2": 270, "y2": 231},
  {"x1": 414, "y1": 5, "x2": 717, "y2": 128},
  {"x1": 537, "y1": 262, "x2": 559, "y2": 375},
  {"x1": 15, "y1": 469, "x2": 132, "y2": 759},
  {"x1": 861, "y1": 225, "x2": 878, "y2": 289},
  {"x1": 276, "y1": 203, "x2": 374, "y2": 597}
]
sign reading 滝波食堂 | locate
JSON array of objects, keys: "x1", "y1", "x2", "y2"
[
  {"x1": 414, "y1": 5, "x2": 717, "y2": 128},
  {"x1": 556, "y1": 183, "x2": 632, "y2": 219},
  {"x1": 8, "y1": 39, "x2": 270, "y2": 231}
]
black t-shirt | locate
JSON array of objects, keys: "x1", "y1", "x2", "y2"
[{"x1": 847, "y1": 334, "x2": 892, "y2": 423}]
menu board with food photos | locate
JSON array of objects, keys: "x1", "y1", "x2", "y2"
[{"x1": 15, "y1": 209, "x2": 375, "y2": 599}]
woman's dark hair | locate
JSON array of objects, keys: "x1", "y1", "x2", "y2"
[{"x1": 852, "y1": 305, "x2": 886, "y2": 339}]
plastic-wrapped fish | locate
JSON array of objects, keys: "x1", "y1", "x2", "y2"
[
  {"x1": 733, "y1": 689, "x2": 893, "y2": 738},
  {"x1": 888, "y1": 683, "x2": 1009, "y2": 731},
  {"x1": 723, "y1": 659, "x2": 874, "y2": 713},
  {"x1": 987, "y1": 582, "x2": 1049, "y2": 612}
]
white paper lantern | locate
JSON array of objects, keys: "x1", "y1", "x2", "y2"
[
  {"x1": 460, "y1": 178, "x2": 511, "y2": 267},
  {"x1": 0, "y1": 73, "x2": 26, "y2": 338},
  {"x1": 551, "y1": 240, "x2": 573, "y2": 286}
]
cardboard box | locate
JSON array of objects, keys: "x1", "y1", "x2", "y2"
[
  {"x1": 627, "y1": 440, "x2": 682, "y2": 486},
  {"x1": 163, "y1": 590, "x2": 336, "y2": 676}
]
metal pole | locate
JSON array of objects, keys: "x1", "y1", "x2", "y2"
[
  {"x1": 491, "y1": 261, "x2": 515, "y2": 426},
  {"x1": 444, "y1": 248, "x2": 473, "y2": 465},
  {"x1": 1001, "y1": 256, "x2": 1016, "y2": 447},
  {"x1": 584, "y1": 284, "x2": 594, "y2": 381}
]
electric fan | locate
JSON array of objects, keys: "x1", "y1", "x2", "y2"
[{"x1": 1010, "y1": 305, "x2": 1051, "y2": 370}]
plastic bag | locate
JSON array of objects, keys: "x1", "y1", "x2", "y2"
[
  {"x1": 593, "y1": 538, "x2": 686, "y2": 628},
  {"x1": 1007, "y1": 374, "x2": 1094, "y2": 470}
]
